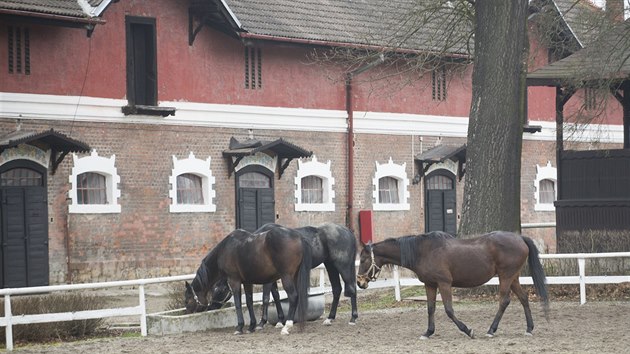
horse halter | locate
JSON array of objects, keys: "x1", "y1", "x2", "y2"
[
  {"x1": 189, "y1": 284, "x2": 208, "y2": 312},
  {"x1": 359, "y1": 245, "x2": 382, "y2": 282},
  {"x1": 209, "y1": 287, "x2": 232, "y2": 309}
]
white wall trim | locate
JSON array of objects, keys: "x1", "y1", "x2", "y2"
[
  {"x1": 68, "y1": 150, "x2": 121, "y2": 214},
  {"x1": 169, "y1": 152, "x2": 216, "y2": 213},
  {"x1": 534, "y1": 161, "x2": 557, "y2": 212},
  {"x1": 372, "y1": 157, "x2": 411, "y2": 211},
  {"x1": 0, "y1": 92, "x2": 624, "y2": 143},
  {"x1": 294, "y1": 155, "x2": 335, "y2": 212}
]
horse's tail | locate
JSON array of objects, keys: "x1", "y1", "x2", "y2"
[
  {"x1": 522, "y1": 236, "x2": 550, "y2": 320},
  {"x1": 296, "y1": 237, "x2": 313, "y2": 330}
]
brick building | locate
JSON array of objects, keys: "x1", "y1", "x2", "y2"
[{"x1": 0, "y1": 0, "x2": 624, "y2": 286}]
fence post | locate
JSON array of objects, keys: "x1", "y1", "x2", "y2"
[
  {"x1": 394, "y1": 266, "x2": 401, "y2": 301},
  {"x1": 4, "y1": 294, "x2": 13, "y2": 351},
  {"x1": 139, "y1": 285, "x2": 147, "y2": 336},
  {"x1": 578, "y1": 258, "x2": 586, "y2": 305},
  {"x1": 319, "y1": 268, "x2": 325, "y2": 289}
]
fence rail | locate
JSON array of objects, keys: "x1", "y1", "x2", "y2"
[{"x1": 2, "y1": 252, "x2": 630, "y2": 351}]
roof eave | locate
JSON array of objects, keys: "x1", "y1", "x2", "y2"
[
  {"x1": 0, "y1": 9, "x2": 106, "y2": 27},
  {"x1": 237, "y1": 32, "x2": 471, "y2": 60}
]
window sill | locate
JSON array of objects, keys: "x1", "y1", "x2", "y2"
[
  {"x1": 373, "y1": 203, "x2": 410, "y2": 211},
  {"x1": 295, "y1": 203, "x2": 335, "y2": 212},
  {"x1": 69, "y1": 204, "x2": 121, "y2": 214},
  {"x1": 170, "y1": 204, "x2": 216, "y2": 213},
  {"x1": 122, "y1": 104, "x2": 176, "y2": 117}
]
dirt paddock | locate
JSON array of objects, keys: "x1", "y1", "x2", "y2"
[{"x1": 12, "y1": 300, "x2": 630, "y2": 353}]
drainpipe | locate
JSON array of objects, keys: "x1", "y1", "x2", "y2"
[{"x1": 344, "y1": 54, "x2": 385, "y2": 233}]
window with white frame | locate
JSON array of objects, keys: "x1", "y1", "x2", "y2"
[
  {"x1": 372, "y1": 158, "x2": 410, "y2": 211},
  {"x1": 169, "y1": 152, "x2": 216, "y2": 213},
  {"x1": 294, "y1": 155, "x2": 335, "y2": 211},
  {"x1": 534, "y1": 161, "x2": 557, "y2": 211},
  {"x1": 69, "y1": 150, "x2": 121, "y2": 213}
]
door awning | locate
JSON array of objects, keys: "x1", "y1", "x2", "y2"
[
  {"x1": 222, "y1": 137, "x2": 312, "y2": 178},
  {"x1": 0, "y1": 129, "x2": 91, "y2": 174},
  {"x1": 414, "y1": 144, "x2": 466, "y2": 182}
]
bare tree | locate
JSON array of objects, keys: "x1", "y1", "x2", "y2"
[{"x1": 458, "y1": 0, "x2": 530, "y2": 235}]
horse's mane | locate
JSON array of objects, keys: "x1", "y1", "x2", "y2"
[
  {"x1": 194, "y1": 235, "x2": 231, "y2": 290},
  {"x1": 396, "y1": 231, "x2": 455, "y2": 268}
]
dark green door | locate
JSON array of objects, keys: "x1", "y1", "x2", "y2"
[
  {"x1": 1, "y1": 162, "x2": 49, "y2": 288},
  {"x1": 425, "y1": 171, "x2": 457, "y2": 235},
  {"x1": 236, "y1": 166, "x2": 275, "y2": 232}
]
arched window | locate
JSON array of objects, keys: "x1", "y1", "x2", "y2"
[
  {"x1": 69, "y1": 150, "x2": 121, "y2": 214},
  {"x1": 294, "y1": 156, "x2": 335, "y2": 211},
  {"x1": 539, "y1": 179, "x2": 556, "y2": 204},
  {"x1": 372, "y1": 157, "x2": 410, "y2": 211},
  {"x1": 301, "y1": 175, "x2": 323, "y2": 203},
  {"x1": 169, "y1": 152, "x2": 216, "y2": 213},
  {"x1": 177, "y1": 173, "x2": 204, "y2": 204},
  {"x1": 534, "y1": 161, "x2": 557, "y2": 211},
  {"x1": 378, "y1": 176, "x2": 400, "y2": 203},
  {"x1": 239, "y1": 171, "x2": 270, "y2": 188},
  {"x1": 77, "y1": 172, "x2": 107, "y2": 204},
  {"x1": 426, "y1": 174, "x2": 453, "y2": 190},
  {"x1": 0, "y1": 167, "x2": 43, "y2": 186}
]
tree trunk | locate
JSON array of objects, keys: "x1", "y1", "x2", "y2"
[{"x1": 459, "y1": 0, "x2": 528, "y2": 236}]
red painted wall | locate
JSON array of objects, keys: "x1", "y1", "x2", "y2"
[{"x1": 1, "y1": 0, "x2": 475, "y2": 116}]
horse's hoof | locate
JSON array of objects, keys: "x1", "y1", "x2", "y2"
[
  {"x1": 463, "y1": 329, "x2": 474, "y2": 339},
  {"x1": 323, "y1": 318, "x2": 333, "y2": 326},
  {"x1": 275, "y1": 322, "x2": 284, "y2": 329},
  {"x1": 348, "y1": 321, "x2": 356, "y2": 326},
  {"x1": 485, "y1": 333, "x2": 494, "y2": 338},
  {"x1": 233, "y1": 331, "x2": 243, "y2": 335},
  {"x1": 280, "y1": 328, "x2": 290, "y2": 335},
  {"x1": 255, "y1": 326, "x2": 263, "y2": 331},
  {"x1": 420, "y1": 335, "x2": 430, "y2": 340},
  {"x1": 525, "y1": 332, "x2": 533, "y2": 337}
]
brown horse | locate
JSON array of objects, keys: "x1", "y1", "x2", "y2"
[
  {"x1": 357, "y1": 231, "x2": 549, "y2": 339},
  {"x1": 184, "y1": 227, "x2": 312, "y2": 335}
]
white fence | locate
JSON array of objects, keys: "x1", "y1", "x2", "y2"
[{"x1": 2, "y1": 252, "x2": 630, "y2": 351}]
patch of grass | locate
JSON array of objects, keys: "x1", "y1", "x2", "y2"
[{"x1": 333, "y1": 286, "x2": 425, "y2": 313}]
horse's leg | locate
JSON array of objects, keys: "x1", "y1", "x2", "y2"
[
  {"x1": 439, "y1": 283, "x2": 474, "y2": 338},
  {"x1": 342, "y1": 265, "x2": 359, "y2": 325},
  {"x1": 256, "y1": 282, "x2": 272, "y2": 330},
  {"x1": 486, "y1": 278, "x2": 513, "y2": 337},
  {"x1": 229, "y1": 281, "x2": 245, "y2": 335},
  {"x1": 421, "y1": 285, "x2": 438, "y2": 339},
  {"x1": 280, "y1": 277, "x2": 297, "y2": 335},
  {"x1": 323, "y1": 263, "x2": 341, "y2": 325},
  {"x1": 510, "y1": 279, "x2": 535, "y2": 335},
  {"x1": 243, "y1": 283, "x2": 257, "y2": 333},
  {"x1": 270, "y1": 281, "x2": 285, "y2": 328}
]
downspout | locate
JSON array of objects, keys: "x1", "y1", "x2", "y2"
[
  {"x1": 344, "y1": 54, "x2": 385, "y2": 233},
  {"x1": 345, "y1": 75, "x2": 354, "y2": 232}
]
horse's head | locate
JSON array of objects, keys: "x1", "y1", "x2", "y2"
[
  {"x1": 208, "y1": 278, "x2": 232, "y2": 310},
  {"x1": 357, "y1": 241, "x2": 382, "y2": 289},
  {"x1": 184, "y1": 280, "x2": 209, "y2": 314}
]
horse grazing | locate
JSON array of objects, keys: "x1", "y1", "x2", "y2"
[
  {"x1": 184, "y1": 227, "x2": 312, "y2": 335},
  {"x1": 209, "y1": 222, "x2": 359, "y2": 328},
  {"x1": 357, "y1": 231, "x2": 549, "y2": 339}
]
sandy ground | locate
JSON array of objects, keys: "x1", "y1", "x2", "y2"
[{"x1": 11, "y1": 295, "x2": 630, "y2": 354}]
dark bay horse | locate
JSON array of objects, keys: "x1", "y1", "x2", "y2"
[
  {"x1": 357, "y1": 231, "x2": 549, "y2": 339},
  {"x1": 208, "y1": 222, "x2": 359, "y2": 328},
  {"x1": 259, "y1": 223, "x2": 358, "y2": 327},
  {"x1": 184, "y1": 227, "x2": 312, "y2": 335}
]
